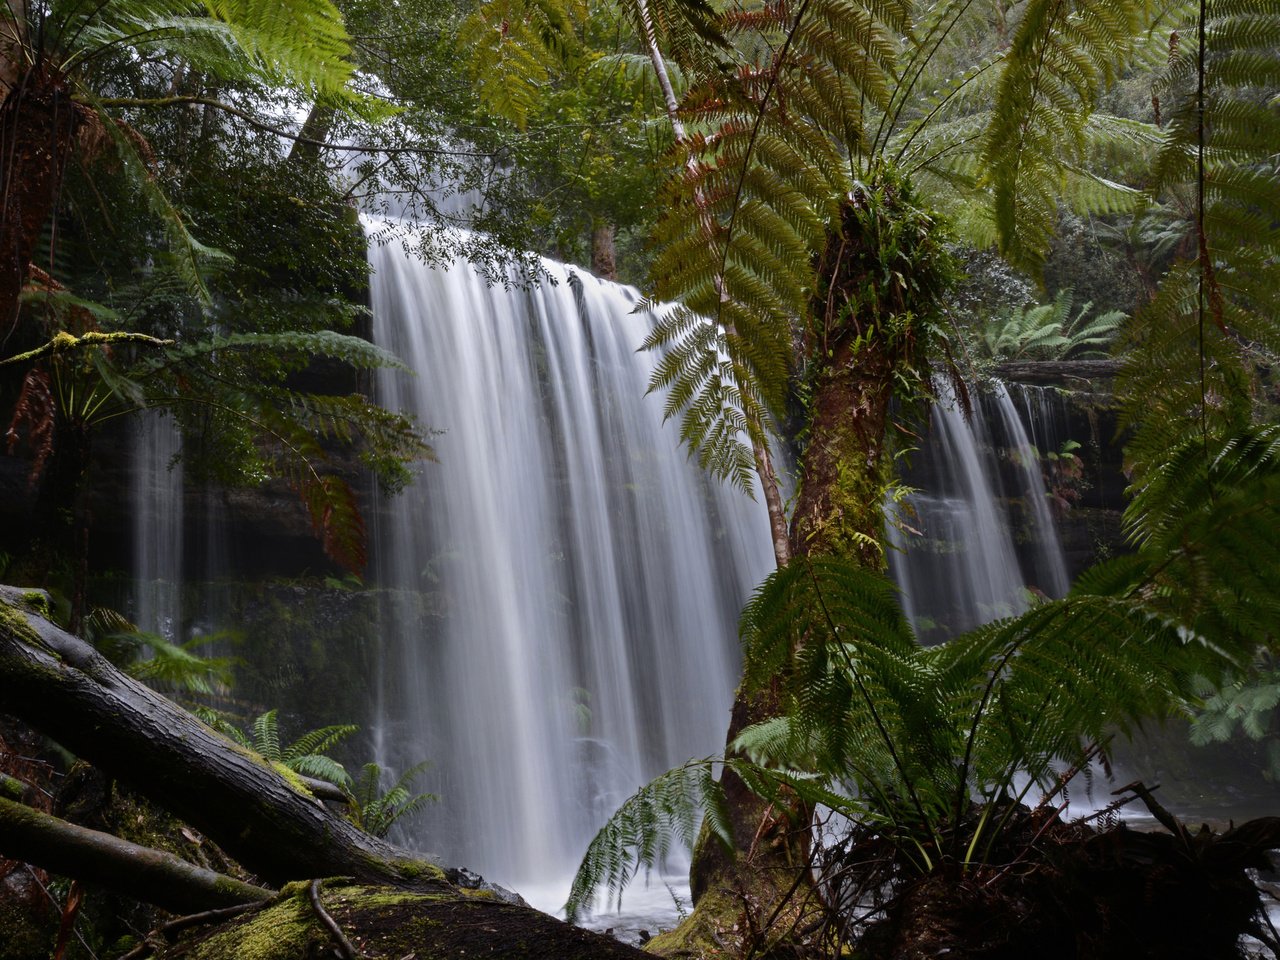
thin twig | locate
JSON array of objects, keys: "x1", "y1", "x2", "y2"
[
  {"x1": 116, "y1": 901, "x2": 263, "y2": 960},
  {"x1": 21, "y1": 865, "x2": 99, "y2": 960},
  {"x1": 308, "y1": 879, "x2": 359, "y2": 960}
]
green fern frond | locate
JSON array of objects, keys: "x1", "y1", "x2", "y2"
[
  {"x1": 142, "y1": 330, "x2": 408, "y2": 377},
  {"x1": 65, "y1": 0, "x2": 353, "y2": 94},
  {"x1": 283, "y1": 723, "x2": 358, "y2": 763},
  {"x1": 345, "y1": 761, "x2": 435, "y2": 838},
  {"x1": 565, "y1": 758, "x2": 728, "y2": 921},
  {"x1": 980, "y1": 0, "x2": 1154, "y2": 271},
  {"x1": 1119, "y1": 0, "x2": 1280, "y2": 473},
  {"x1": 252, "y1": 709, "x2": 282, "y2": 761},
  {"x1": 125, "y1": 633, "x2": 235, "y2": 695},
  {"x1": 195, "y1": 706, "x2": 252, "y2": 748},
  {"x1": 289, "y1": 754, "x2": 352, "y2": 787}
]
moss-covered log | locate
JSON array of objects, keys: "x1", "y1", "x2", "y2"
[
  {"x1": 161, "y1": 880, "x2": 651, "y2": 960},
  {"x1": 0, "y1": 585, "x2": 439, "y2": 887},
  {"x1": 0, "y1": 778, "x2": 273, "y2": 913},
  {"x1": 0, "y1": 586, "x2": 656, "y2": 957}
]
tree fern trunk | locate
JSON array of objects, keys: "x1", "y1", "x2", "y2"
[
  {"x1": 0, "y1": 70, "x2": 79, "y2": 337},
  {"x1": 590, "y1": 219, "x2": 617, "y2": 281},
  {"x1": 659, "y1": 181, "x2": 951, "y2": 958}
]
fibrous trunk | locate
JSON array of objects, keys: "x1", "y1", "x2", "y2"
[
  {"x1": 656, "y1": 182, "x2": 949, "y2": 958},
  {"x1": 1, "y1": 69, "x2": 80, "y2": 336}
]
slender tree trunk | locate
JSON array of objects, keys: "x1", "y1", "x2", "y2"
[
  {"x1": 287, "y1": 102, "x2": 336, "y2": 165},
  {"x1": 635, "y1": 1, "x2": 791, "y2": 569}
]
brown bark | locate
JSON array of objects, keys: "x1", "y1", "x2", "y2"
[
  {"x1": 1, "y1": 68, "x2": 81, "y2": 337},
  {"x1": 0, "y1": 778, "x2": 274, "y2": 914},
  {"x1": 590, "y1": 220, "x2": 617, "y2": 281},
  {"x1": 788, "y1": 343, "x2": 894, "y2": 562},
  {"x1": 0, "y1": 2, "x2": 27, "y2": 103}
]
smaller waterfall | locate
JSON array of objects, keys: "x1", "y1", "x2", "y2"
[
  {"x1": 889, "y1": 382, "x2": 1069, "y2": 641},
  {"x1": 131, "y1": 412, "x2": 185, "y2": 640}
]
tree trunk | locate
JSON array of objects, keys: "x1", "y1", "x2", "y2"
[
  {"x1": 661, "y1": 184, "x2": 951, "y2": 957},
  {"x1": 287, "y1": 102, "x2": 336, "y2": 165},
  {"x1": 0, "y1": 67, "x2": 80, "y2": 337},
  {"x1": 0, "y1": 2, "x2": 27, "y2": 104}
]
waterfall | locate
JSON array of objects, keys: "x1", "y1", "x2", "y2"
[
  {"x1": 888, "y1": 381, "x2": 1070, "y2": 641},
  {"x1": 131, "y1": 411, "x2": 185, "y2": 640},
  {"x1": 365, "y1": 222, "x2": 775, "y2": 900}
]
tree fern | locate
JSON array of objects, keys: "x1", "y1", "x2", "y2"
[
  {"x1": 565, "y1": 758, "x2": 732, "y2": 920},
  {"x1": 59, "y1": 0, "x2": 353, "y2": 95},
  {"x1": 1117, "y1": 0, "x2": 1280, "y2": 476},
  {"x1": 641, "y1": 0, "x2": 1158, "y2": 488}
]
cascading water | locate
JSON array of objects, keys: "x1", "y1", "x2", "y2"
[
  {"x1": 365, "y1": 221, "x2": 775, "y2": 905},
  {"x1": 888, "y1": 381, "x2": 1070, "y2": 641},
  {"x1": 131, "y1": 411, "x2": 185, "y2": 640}
]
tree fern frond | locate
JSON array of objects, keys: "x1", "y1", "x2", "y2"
[
  {"x1": 125, "y1": 633, "x2": 235, "y2": 695},
  {"x1": 565, "y1": 758, "x2": 727, "y2": 921},
  {"x1": 981, "y1": 0, "x2": 1154, "y2": 272},
  {"x1": 289, "y1": 754, "x2": 352, "y2": 787}
]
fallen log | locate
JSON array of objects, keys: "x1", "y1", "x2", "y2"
[
  {"x1": 993, "y1": 358, "x2": 1121, "y2": 385},
  {"x1": 0, "y1": 585, "x2": 429, "y2": 887},
  {"x1": 0, "y1": 777, "x2": 273, "y2": 913}
]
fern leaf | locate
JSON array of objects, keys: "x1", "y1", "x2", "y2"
[{"x1": 565, "y1": 759, "x2": 726, "y2": 921}]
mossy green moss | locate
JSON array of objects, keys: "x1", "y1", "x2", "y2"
[
  {"x1": 0, "y1": 602, "x2": 41, "y2": 647},
  {"x1": 645, "y1": 864, "x2": 822, "y2": 960},
  {"x1": 166, "y1": 881, "x2": 645, "y2": 960},
  {"x1": 643, "y1": 884, "x2": 745, "y2": 958},
  {"x1": 191, "y1": 885, "x2": 323, "y2": 960},
  {"x1": 18, "y1": 591, "x2": 50, "y2": 619}
]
